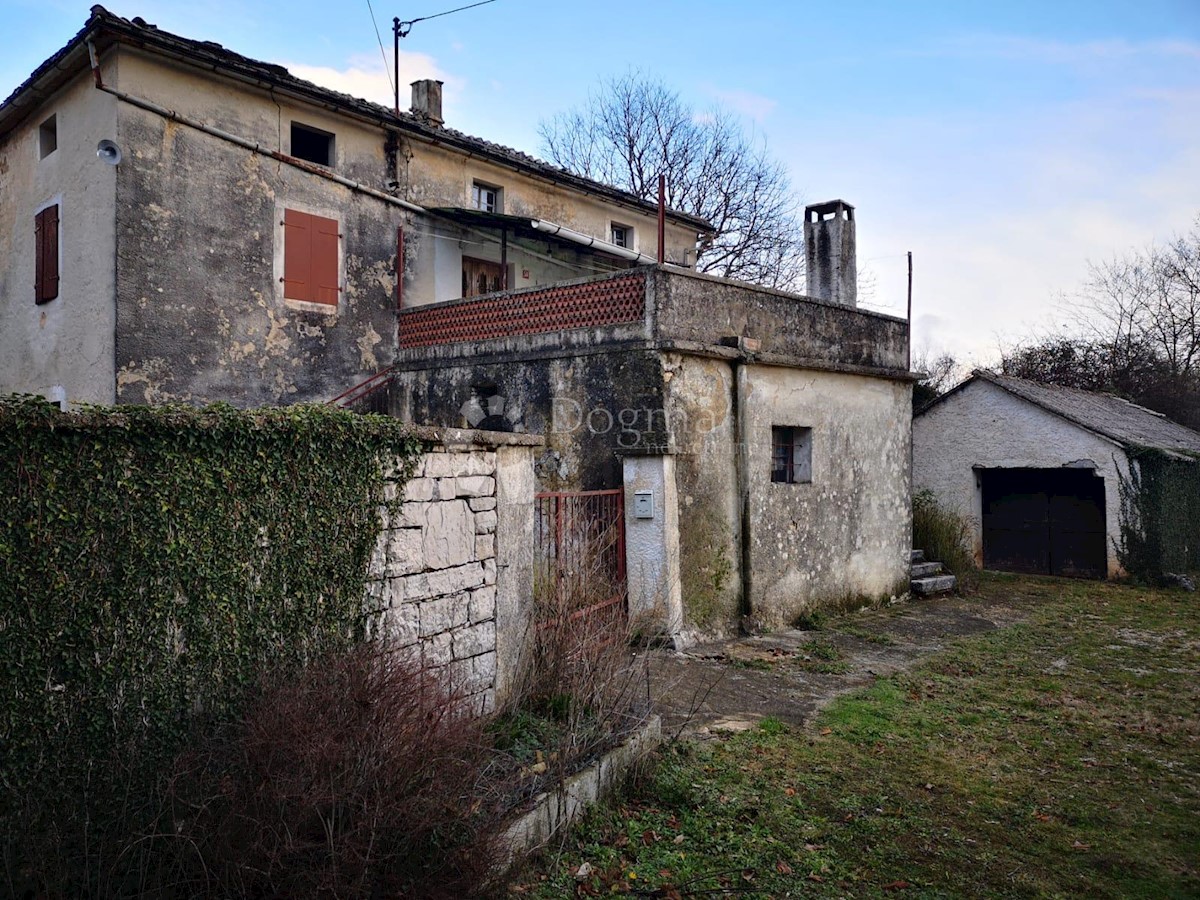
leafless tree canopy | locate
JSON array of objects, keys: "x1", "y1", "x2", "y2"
[
  {"x1": 1001, "y1": 215, "x2": 1200, "y2": 429},
  {"x1": 1071, "y1": 217, "x2": 1200, "y2": 380},
  {"x1": 538, "y1": 73, "x2": 805, "y2": 291}
]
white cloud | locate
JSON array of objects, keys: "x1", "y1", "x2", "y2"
[
  {"x1": 793, "y1": 82, "x2": 1200, "y2": 367},
  {"x1": 708, "y1": 87, "x2": 778, "y2": 123},
  {"x1": 280, "y1": 50, "x2": 463, "y2": 114}
]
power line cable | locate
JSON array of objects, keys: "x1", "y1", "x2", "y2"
[
  {"x1": 396, "y1": 0, "x2": 497, "y2": 35},
  {"x1": 365, "y1": 0, "x2": 395, "y2": 100}
]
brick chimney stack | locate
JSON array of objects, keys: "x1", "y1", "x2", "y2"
[
  {"x1": 410, "y1": 79, "x2": 444, "y2": 127},
  {"x1": 804, "y1": 200, "x2": 856, "y2": 308}
]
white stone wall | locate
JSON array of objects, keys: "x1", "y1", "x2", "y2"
[
  {"x1": 367, "y1": 443, "x2": 523, "y2": 713},
  {"x1": 913, "y1": 379, "x2": 1129, "y2": 576}
]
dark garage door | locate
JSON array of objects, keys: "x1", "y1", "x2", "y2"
[{"x1": 981, "y1": 468, "x2": 1107, "y2": 579}]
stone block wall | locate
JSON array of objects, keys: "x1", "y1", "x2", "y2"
[{"x1": 366, "y1": 427, "x2": 539, "y2": 713}]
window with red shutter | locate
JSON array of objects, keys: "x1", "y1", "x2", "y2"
[
  {"x1": 35, "y1": 204, "x2": 60, "y2": 304},
  {"x1": 282, "y1": 208, "x2": 339, "y2": 305}
]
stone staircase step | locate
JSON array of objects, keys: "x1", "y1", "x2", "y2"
[
  {"x1": 910, "y1": 549, "x2": 925, "y2": 563},
  {"x1": 911, "y1": 561, "x2": 944, "y2": 578},
  {"x1": 912, "y1": 574, "x2": 957, "y2": 595}
]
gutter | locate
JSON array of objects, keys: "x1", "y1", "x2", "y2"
[{"x1": 530, "y1": 220, "x2": 658, "y2": 265}]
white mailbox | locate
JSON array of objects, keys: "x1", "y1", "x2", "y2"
[{"x1": 633, "y1": 490, "x2": 654, "y2": 519}]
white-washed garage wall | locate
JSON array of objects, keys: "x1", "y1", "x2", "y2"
[
  {"x1": 366, "y1": 428, "x2": 540, "y2": 713},
  {"x1": 913, "y1": 380, "x2": 1130, "y2": 577}
]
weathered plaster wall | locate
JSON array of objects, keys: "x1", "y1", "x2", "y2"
[
  {"x1": 394, "y1": 347, "x2": 669, "y2": 491},
  {"x1": 913, "y1": 379, "x2": 1129, "y2": 577},
  {"x1": 0, "y1": 65, "x2": 117, "y2": 404},
  {"x1": 652, "y1": 268, "x2": 908, "y2": 374},
  {"x1": 740, "y1": 366, "x2": 912, "y2": 627},
  {"x1": 660, "y1": 353, "x2": 743, "y2": 637},
  {"x1": 621, "y1": 455, "x2": 683, "y2": 640},
  {"x1": 112, "y1": 50, "x2": 403, "y2": 406},
  {"x1": 110, "y1": 47, "x2": 695, "y2": 317},
  {"x1": 366, "y1": 430, "x2": 538, "y2": 711}
]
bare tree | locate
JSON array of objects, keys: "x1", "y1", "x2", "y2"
[
  {"x1": 1001, "y1": 215, "x2": 1200, "y2": 429},
  {"x1": 912, "y1": 350, "x2": 962, "y2": 409},
  {"x1": 538, "y1": 72, "x2": 805, "y2": 290},
  {"x1": 1070, "y1": 215, "x2": 1200, "y2": 379}
]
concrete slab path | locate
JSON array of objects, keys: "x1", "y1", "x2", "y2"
[{"x1": 646, "y1": 591, "x2": 1036, "y2": 738}]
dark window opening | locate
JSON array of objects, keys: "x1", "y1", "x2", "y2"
[
  {"x1": 611, "y1": 224, "x2": 631, "y2": 248},
  {"x1": 771, "y1": 426, "x2": 812, "y2": 484},
  {"x1": 39, "y1": 115, "x2": 57, "y2": 159},
  {"x1": 290, "y1": 122, "x2": 334, "y2": 167}
]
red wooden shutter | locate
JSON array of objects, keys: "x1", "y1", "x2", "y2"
[
  {"x1": 282, "y1": 208, "x2": 338, "y2": 305},
  {"x1": 282, "y1": 208, "x2": 312, "y2": 302},
  {"x1": 35, "y1": 204, "x2": 60, "y2": 304},
  {"x1": 311, "y1": 213, "x2": 340, "y2": 305}
]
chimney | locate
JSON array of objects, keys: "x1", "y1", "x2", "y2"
[
  {"x1": 804, "y1": 199, "x2": 856, "y2": 308},
  {"x1": 410, "y1": 79, "x2": 444, "y2": 127}
]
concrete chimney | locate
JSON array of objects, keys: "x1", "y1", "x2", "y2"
[
  {"x1": 410, "y1": 79, "x2": 444, "y2": 127},
  {"x1": 804, "y1": 199, "x2": 856, "y2": 308}
]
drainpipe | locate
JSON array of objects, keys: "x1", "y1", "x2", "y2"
[
  {"x1": 85, "y1": 40, "x2": 427, "y2": 216},
  {"x1": 731, "y1": 356, "x2": 753, "y2": 620},
  {"x1": 657, "y1": 174, "x2": 666, "y2": 264}
]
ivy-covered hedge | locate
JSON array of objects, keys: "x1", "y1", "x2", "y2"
[
  {"x1": 0, "y1": 396, "x2": 420, "y2": 791},
  {"x1": 1116, "y1": 447, "x2": 1200, "y2": 581}
]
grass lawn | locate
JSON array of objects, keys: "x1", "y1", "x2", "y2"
[{"x1": 512, "y1": 574, "x2": 1200, "y2": 898}]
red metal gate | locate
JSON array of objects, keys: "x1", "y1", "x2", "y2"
[{"x1": 534, "y1": 489, "x2": 627, "y2": 633}]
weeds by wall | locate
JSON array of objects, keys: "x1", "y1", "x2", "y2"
[
  {"x1": 1116, "y1": 447, "x2": 1200, "y2": 582},
  {"x1": 0, "y1": 395, "x2": 419, "y2": 799},
  {"x1": 912, "y1": 489, "x2": 978, "y2": 589}
]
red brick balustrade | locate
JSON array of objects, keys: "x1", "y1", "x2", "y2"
[{"x1": 399, "y1": 272, "x2": 645, "y2": 349}]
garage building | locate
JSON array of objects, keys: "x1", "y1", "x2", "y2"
[{"x1": 914, "y1": 371, "x2": 1200, "y2": 579}]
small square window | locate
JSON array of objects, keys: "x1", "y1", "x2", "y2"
[
  {"x1": 290, "y1": 122, "x2": 334, "y2": 167},
  {"x1": 771, "y1": 426, "x2": 812, "y2": 484},
  {"x1": 472, "y1": 181, "x2": 501, "y2": 213},
  {"x1": 611, "y1": 223, "x2": 632, "y2": 248},
  {"x1": 39, "y1": 115, "x2": 57, "y2": 159}
]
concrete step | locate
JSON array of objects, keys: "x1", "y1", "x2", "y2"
[
  {"x1": 911, "y1": 561, "x2": 944, "y2": 578},
  {"x1": 911, "y1": 574, "x2": 957, "y2": 595},
  {"x1": 910, "y1": 549, "x2": 925, "y2": 563}
]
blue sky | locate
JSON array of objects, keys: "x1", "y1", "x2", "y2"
[{"x1": 3, "y1": 0, "x2": 1199, "y2": 365}]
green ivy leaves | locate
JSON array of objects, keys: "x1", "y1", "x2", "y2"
[{"x1": 0, "y1": 396, "x2": 420, "y2": 792}]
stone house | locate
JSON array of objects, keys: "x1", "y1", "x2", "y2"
[
  {"x1": 0, "y1": 5, "x2": 707, "y2": 408},
  {"x1": 914, "y1": 370, "x2": 1200, "y2": 579},
  {"x1": 391, "y1": 202, "x2": 914, "y2": 641},
  {"x1": 1, "y1": 8, "x2": 916, "y2": 640}
]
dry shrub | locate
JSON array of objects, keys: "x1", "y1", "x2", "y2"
[
  {"x1": 164, "y1": 644, "x2": 503, "y2": 899},
  {"x1": 913, "y1": 489, "x2": 978, "y2": 590},
  {"x1": 521, "y1": 509, "x2": 649, "y2": 778}
]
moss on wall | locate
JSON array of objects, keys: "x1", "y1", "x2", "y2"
[{"x1": 679, "y1": 494, "x2": 736, "y2": 630}]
